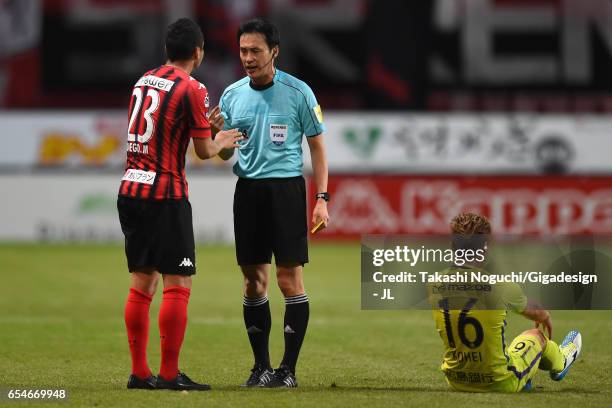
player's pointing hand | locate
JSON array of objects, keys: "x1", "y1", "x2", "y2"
[
  {"x1": 209, "y1": 105, "x2": 224, "y2": 131},
  {"x1": 214, "y1": 128, "x2": 244, "y2": 149}
]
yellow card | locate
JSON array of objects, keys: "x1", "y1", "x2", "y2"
[{"x1": 311, "y1": 220, "x2": 326, "y2": 234}]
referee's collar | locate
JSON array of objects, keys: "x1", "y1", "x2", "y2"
[
  {"x1": 249, "y1": 70, "x2": 277, "y2": 91},
  {"x1": 249, "y1": 79, "x2": 274, "y2": 91}
]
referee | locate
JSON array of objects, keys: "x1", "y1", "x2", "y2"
[{"x1": 210, "y1": 19, "x2": 329, "y2": 388}]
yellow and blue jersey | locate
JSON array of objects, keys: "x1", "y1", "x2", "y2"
[
  {"x1": 219, "y1": 69, "x2": 325, "y2": 179},
  {"x1": 428, "y1": 266, "x2": 530, "y2": 392}
]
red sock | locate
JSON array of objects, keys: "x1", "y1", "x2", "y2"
[
  {"x1": 124, "y1": 288, "x2": 153, "y2": 379},
  {"x1": 158, "y1": 286, "x2": 191, "y2": 380}
]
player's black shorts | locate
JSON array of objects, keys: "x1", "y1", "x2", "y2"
[
  {"x1": 117, "y1": 196, "x2": 196, "y2": 276},
  {"x1": 233, "y1": 176, "x2": 308, "y2": 266}
]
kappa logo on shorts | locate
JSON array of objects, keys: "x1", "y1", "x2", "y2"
[{"x1": 179, "y1": 257, "x2": 194, "y2": 267}]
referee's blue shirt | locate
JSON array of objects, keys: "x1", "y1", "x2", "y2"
[{"x1": 219, "y1": 69, "x2": 326, "y2": 179}]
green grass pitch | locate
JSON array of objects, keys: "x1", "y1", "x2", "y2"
[{"x1": 0, "y1": 243, "x2": 611, "y2": 407}]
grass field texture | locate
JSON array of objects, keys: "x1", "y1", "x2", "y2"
[{"x1": 0, "y1": 243, "x2": 610, "y2": 407}]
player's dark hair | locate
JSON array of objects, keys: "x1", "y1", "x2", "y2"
[
  {"x1": 165, "y1": 18, "x2": 204, "y2": 61},
  {"x1": 450, "y1": 212, "x2": 491, "y2": 251},
  {"x1": 237, "y1": 18, "x2": 280, "y2": 50}
]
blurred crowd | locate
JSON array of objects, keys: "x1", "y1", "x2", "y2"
[{"x1": 2, "y1": 0, "x2": 612, "y2": 112}]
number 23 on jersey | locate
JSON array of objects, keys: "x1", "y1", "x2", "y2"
[{"x1": 127, "y1": 87, "x2": 160, "y2": 147}]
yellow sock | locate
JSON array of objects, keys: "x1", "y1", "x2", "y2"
[{"x1": 539, "y1": 339, "x2": 564, "y2": 372}]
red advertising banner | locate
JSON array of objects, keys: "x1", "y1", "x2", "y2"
[{"x1": 309, "y1": 175, "x2": 612, "y2": 239}]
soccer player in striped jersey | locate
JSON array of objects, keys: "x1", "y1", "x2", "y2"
[
  {"x1": 118, "y1": 18, "x2": 243, "y2": 391},
  {"x1": 429, "y1": 213, "x2": 582, "y2": 392}
]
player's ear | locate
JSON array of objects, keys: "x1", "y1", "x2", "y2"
[
  {"x1": 272, "y1": 46, "x2": 279, "y2": 59},
  {"x1": 193, "y1": 46, "x2": 204, "y2": 67}
]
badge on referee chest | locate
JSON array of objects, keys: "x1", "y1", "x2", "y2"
[{"x1": 270, "y1": 124, "x2": 288, "y2": 146}]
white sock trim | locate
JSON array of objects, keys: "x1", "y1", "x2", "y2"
[
  {"x1": 243, "y1": 295, "x2": 269, "y2": 307},
  {"x1": 285, "y1": 293, "x2": 308, "y2": 304}
]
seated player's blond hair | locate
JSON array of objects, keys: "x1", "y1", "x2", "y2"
[
  {"x1": 450, "y1": 212, "x2": 491, "y2": 235},
  {"x1": 450, "y1": 212, "x2": 490, "y2": 252}
]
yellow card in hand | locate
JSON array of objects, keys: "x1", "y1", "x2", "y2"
[{"x1": 311, "y1": 220, "x2": 326, "y2": 234}]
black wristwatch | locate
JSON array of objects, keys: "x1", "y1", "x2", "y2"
[{"x1": 315, "y1": 192, "x2": 330, "y2": 202}]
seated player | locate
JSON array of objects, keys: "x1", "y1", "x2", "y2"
[{"x1": 428, "y1": 212, "x2": 582, "y2": 392}]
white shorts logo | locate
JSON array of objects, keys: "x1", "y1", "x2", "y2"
[
  {"x1": 122, "y1": 169, "x2": 156, "y2": 185},
  {"x1": 179, "y1": 257, "x2": 194, "y2": 267},
  {"x1": 269, "y1": 124, "x2": 288, "y2": 146}
]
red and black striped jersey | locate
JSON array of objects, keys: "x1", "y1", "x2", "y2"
[{"x1": 118, "y1": 65, "x2": 211, "y2": 200}]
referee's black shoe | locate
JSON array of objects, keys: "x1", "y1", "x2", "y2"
[
  {"x1": 156, "y1": 372, "x2": 211, "y2": 391},
  {"x1": 242, "y1": 364, "x2": 274, "y2": 387},
  {"x1": 262, "y1": 365, "x2": 298, "y2": 388},
  {"x1": 127, "y1": 374, "x2": 157, "y2": 390}
]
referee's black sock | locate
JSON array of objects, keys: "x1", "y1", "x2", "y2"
[
  {"x1": 243, "y1": 295, "x2": 272, "y2": 369},
  {"x1": 281, "y1": 293, "x2": 309, "y2": 374}
]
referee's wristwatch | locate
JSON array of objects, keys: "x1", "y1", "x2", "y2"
[{"x1": 315, "y1": 192, "x2": 330, "y2": 202}]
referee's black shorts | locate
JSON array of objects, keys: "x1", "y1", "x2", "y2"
[
  {"x1": 117, "y1": 196, "x2": 196, "y2": 276},
  {"x1": 233, "y1": 176, "x2": 308, "y2": 266}
]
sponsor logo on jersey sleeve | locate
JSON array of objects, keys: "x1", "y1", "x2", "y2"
[{"x1": 313, "y1": 104, "x2": 324, "y2": 124}]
